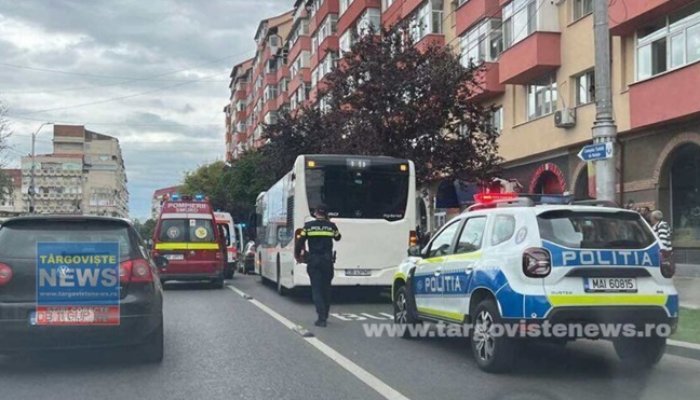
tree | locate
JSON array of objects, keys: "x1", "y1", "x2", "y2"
[
  {"x1": 263, "y1": 23, "x2": 501, "y2": 184},
  {"x1": 0, "y1": 101, "x2": 13, "y2": 204},
  {"x1": 181, "y1": 152, "x2": 274, "y2": 224}
]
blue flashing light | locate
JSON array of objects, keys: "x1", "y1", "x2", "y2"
[
  {"x1": 171, "y1": 193, "x2": 181, "y2": 201},
  {"x1": 194, "y1": 193, "x2": 205, "y2": 201}
]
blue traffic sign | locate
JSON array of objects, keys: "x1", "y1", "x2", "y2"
[{"x1": 578, "y1": 142, "x2": 613, "y2": 162}]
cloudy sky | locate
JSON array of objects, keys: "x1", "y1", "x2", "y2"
[{"x1": 0, "y1": 0, "x2": 290, "y2": 220}]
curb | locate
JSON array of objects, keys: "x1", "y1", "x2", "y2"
[{"x1": 667, "y1": 339, "x2": 700, "y2": 361}]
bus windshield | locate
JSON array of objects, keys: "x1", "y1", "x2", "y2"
[{"x1": 305, "y1": 162, "x2": 409, "y2": 221}]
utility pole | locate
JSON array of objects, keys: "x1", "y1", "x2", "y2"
[
  {"x1": 592, "y1": 0, "x2": 618, "y2": 202},
  {"x1": 28, "y1": 122, "x2": 52, "y2": 213}
]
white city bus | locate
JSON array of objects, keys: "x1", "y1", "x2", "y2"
[{"x1": 255, "y1": 155, "x2": 416, "y2": 293}]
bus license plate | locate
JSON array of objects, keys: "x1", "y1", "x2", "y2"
[
  {"x1": 346, "y1": 269, "x2": 371, "y2": 277},
  {"x1": 584, "y1": 277, "x2": 637, "y2": 293},
  {"x1": 164, "y1": 254, "x2": 184, "y2": 260}
]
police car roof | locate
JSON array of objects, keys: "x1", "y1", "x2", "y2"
[
  {"x1": 1, "y1": 215, "x2": 133, "y2": 227},
  {"x1": 465, "y1": 203, "x2": 637, "y2": 216}
]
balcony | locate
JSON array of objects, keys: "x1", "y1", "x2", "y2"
[
  {"x1": 469, "y1": 62, "x2": 505, "y2": 100},
  {"x1": 311, "y1": 0, "x2": 339, "y2": 33},
  {"x1": 337, "y1": 0, "x2": 381, "y2": 36},
  {"x1": 629, "y1": 61, "x2": 700, "y2": 129},
  {"x1": 312, "y1": 36, "x2": 339, "y2": 69},
  {"x1": 415, "y1": 33, "x2": 445, "y2": 53},
  {"x1": 289, "y1": 36, "x2": 311, "y2": 65},
  {"x1": 456, "y1": 0, "x2": 501, "y2": 36},
  {"x1": 288, "y1": 68, "x2": 311, "y2": 95},
  {"x1": 498, "y1": 32, "x2": 560, "y2": 84},
  {"x1": 609, "y1": 0, "x2": 695, "y2": 36}
]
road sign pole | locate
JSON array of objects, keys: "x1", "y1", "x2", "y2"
[{"x1": 592, "y1": 0, "x2": 618, "y2": 203}]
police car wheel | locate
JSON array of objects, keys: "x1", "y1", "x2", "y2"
[
  {"x1": 393, "y1": 286, "x2": 420, "y2": 339},
  {"x1": 613, "y1": 337, "x2": 666, "y2": 368},
  {"x1": 470, "y1": 299, "x2": 515, "y2": 373}
]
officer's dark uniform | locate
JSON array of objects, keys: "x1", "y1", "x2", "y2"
[{"x1": 294, "y1": 209, "x2": 341, "y2": 326}]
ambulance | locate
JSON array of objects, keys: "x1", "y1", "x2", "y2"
[
  {"x1": 214, "y1": 211, "x2": 237, "y2": 279},
  {"x1": 393, "y1": 193, "x2": 678, "y2": 372},
  {"x1": 152, "y1": 194, "x2": 226, "y2": 288}
]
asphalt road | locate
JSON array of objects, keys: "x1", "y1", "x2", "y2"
[{"x1": 2, "y1": 274, "x2": 700, "y2": 400}]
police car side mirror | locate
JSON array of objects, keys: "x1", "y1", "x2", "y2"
[
  {"x1": 154, "y1": 256, "x2": 169, "y2": 269},
  {"x1": 407, "y1": 245, "x2": 422, "y2": 258}
]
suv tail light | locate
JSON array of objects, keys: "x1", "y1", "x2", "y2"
[
  {"x1": 660, "y1": 249, "x2": 675, "y2": 278},
  {"x1": 0, "y1": 263, "x2": 13, "y2": 286},
  {"x1": 409, "y1": 230, "x2": 418, "y2": 247},
  {"x1": 120, "y1": 259, "x2": 153, "y2": 283},
  {"x1": 523, "y1": 248, "x2": 552, "y2": 278}
]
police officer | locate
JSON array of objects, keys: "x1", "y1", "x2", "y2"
[{"x1": 294, "y1": 205, "x2": 341, "y2": 327}]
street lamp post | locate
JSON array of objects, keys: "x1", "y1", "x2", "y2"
[{"x1": 28, "y1": 122, "x2": 52, "y2": 214}]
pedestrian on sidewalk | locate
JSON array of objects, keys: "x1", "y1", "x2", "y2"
[
  {"x1": 651, "y1": 210, "x2": 673, "y2": 250},
  {"x1": 294, "y1": 204, "x2": 341, "y2": 327}
]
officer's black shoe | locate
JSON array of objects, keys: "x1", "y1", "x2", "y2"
[{"x1": 314, "y1": 320, "x2": 327, "y2": 327}]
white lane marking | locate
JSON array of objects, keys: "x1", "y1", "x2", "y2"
[
  {"x1": 227, "y1": 285, "x2": 411, "y2": 400},
  {"x1": 668, "y1": 339, "x2": 700, "y2": 351}
]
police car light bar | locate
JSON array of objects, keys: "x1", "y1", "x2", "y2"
[{"x1": 474, "y1": 192, "x2": 519, "y2": 204}]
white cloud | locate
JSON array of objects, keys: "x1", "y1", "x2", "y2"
[{"x1": 0, "y1": 0, "x2": 291, "y2": 220}]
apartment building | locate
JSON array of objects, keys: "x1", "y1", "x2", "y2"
[
  {"x1": 226, "y1": 0, "x2": 700, "y2": 259},
  {"x1": 20, "y1": 125, "x2": 129, "y2": 217},
  {"x1": 151, "y1": 185, "x2": 181, "y2": 219}
]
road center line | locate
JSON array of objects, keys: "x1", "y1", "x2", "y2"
[{"x1": 227, "y1": 285, "x2": 411, "y2": 400}]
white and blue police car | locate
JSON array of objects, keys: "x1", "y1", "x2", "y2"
[{"x1": 392, "y1": 194, "x2": 678, "y2": 372}]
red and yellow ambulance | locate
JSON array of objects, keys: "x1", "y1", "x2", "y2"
[{"x1": 151, "y1": 194, "x2": 226, "y2": 288}]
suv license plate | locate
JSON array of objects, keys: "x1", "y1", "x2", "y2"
[
  {"x1": 584, "y1": 277, "x2": 637, "y2": 293},
  {"x1": 346, "y1": 269, "x2": 371, "y2": 276}
]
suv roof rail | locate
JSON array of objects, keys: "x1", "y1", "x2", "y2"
[
  {"x1": 467, "y1": 197, "x2": 534, "y2": 212},
  {"x1": 571, "y1": 199, "x2": 619, "y2": 207}
]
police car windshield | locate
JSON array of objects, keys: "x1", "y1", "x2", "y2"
[
  {"x1": 537, "y1": 210, "x2": 656, "y2": 249},
  {"x1": 305, "y1": 164, "x2": 409, "y2": 220},
  {"x1": 0, "y1": 221, "x2": 132, "y2": 260}
]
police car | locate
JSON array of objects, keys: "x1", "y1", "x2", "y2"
[{"x1": 392, "y1": 193, "x2": 678, "y2": 372}]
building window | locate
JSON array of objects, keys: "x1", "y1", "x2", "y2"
[
  {"x1": 410, "y1": 0, "x2": 444, "y2": 43},
  {"x1": 637, "y1": 2, "x2": 700, "y2": 80},
  {"x1": 574, "y1": 70, "x2": 595, "y2": 105},
  {"x1": 459, "y1": 19, "x2": 502, "y2": 66},
  {"x1": 357, "y1": 8, "x2": 381, "y2": 36},
  {"x1": 383, "y1": 0, "x2": 396, "y2": 10},
  {"x1": 340, "y1": 0, "x2": 352, "y2": 16},
  {"x1": 503, "y1": 0, "x2": 536, "y2": 48},
  {"x1": 312, "y1": 52, "x2": 338, "y2": 86},
  {"x1": 491, "y1": 106, "x2": 503, "y2": 132},
  {"x1": 572, "y1": 0, "x2": 593, "y2": 21},
  {"x1": 527, "y1": 73, "x2": 558, "y2": 120},
  {"x1": 339, "y1": 29, "x2": 354, "y2": 52},
  {"x1": 263, "y1": 85, "x2": 278, "y2": 102}
]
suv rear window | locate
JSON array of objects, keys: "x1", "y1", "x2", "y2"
[
  {"x1": 0, "y1": 220, "x2": 133, "y2": 259},
  {"x1": 537, "y1": 210, "x2": 656, "y2": 249}
]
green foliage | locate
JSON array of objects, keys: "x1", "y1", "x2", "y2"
[
  {"x1": 133, "y1": 218, "x2": 156, "y2": 240},
  {"x1": 181, "y1": 152, "x2": 273, "y2": 223}
]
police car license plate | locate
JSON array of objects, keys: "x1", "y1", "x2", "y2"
[
  {"x1": 346, "y1": 269, "x2": 371, "y2": 276},
  {"x1": 164, "y1": 254, "x2": 184, "y2": 260},
  {"x1": 584, "y1": 277, "x2": 637, "y2": 293}
]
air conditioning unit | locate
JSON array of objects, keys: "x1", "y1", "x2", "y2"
[{"x1": 554, "y1": 108, "x2": 576, "y2": 128}]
